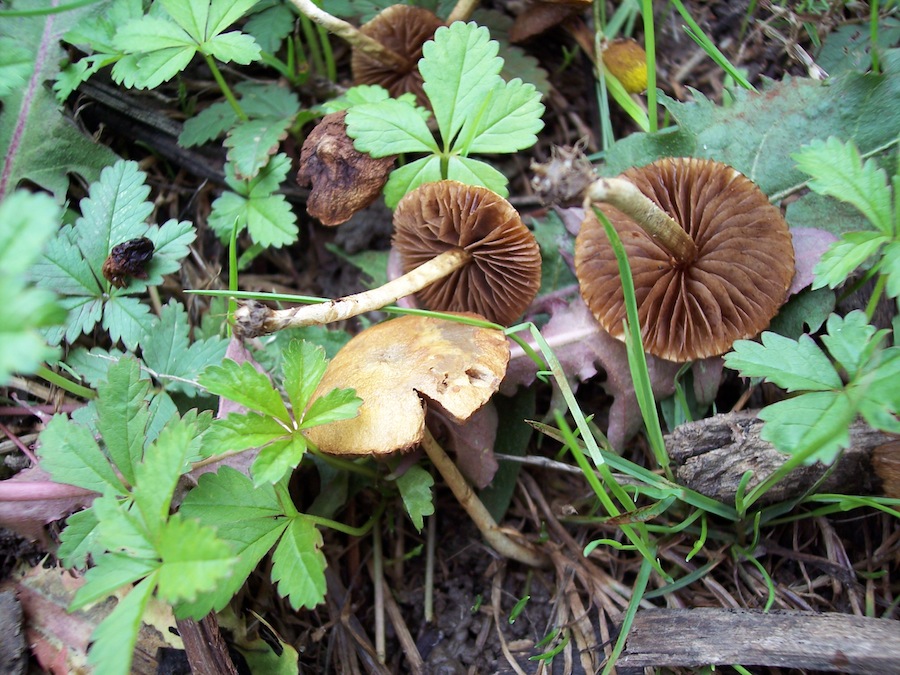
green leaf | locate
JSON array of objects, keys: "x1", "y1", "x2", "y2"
[
  {"x1": 382, "y1": 156, "x2": 443, "y2": 208},
  {"x1": 57, "y1": 507, "x2": 101, "y2": 569},
  {"x1": 446, "y1": 156, "x2": 509, "y2": 196},
  {"x1": 271, "y1": 516, "x2": 327, "y2": 610},
  {"x1": 141, "y1": 218, "x2": 197, "y2": 286},
  {"x1": 177, "y1": 467, "x2": 289, "y2": 616},
  {"x1": 37, "y1": 415, "x2": 125, "y2": 495},
  {"x1": 881, "y1": 240, "x2": 900, "y2": 299},
  {"x1": 758, "y1": 390, "x2": 855, "y2": 464},
  {"x1": 420, "y1": 22, "x2": 503, "y2": 146},
  {"x1": 200, "y1": 359, "x2": 290, "y2": 421},
  {"x1": 301, "y1": 388, "x2": 361, "y2": 429},
  {"x1": 95, "y1": 357, "x2": 150, "y2": 486},
  {"x1": 812, "y1": 231, "x2": 887, "y2": 289},
  {"x1": 244, "y1": 3, "x2": 294, "y2": 53},
  {"x1": 281, "y1": 340, "x2": 328, "y2": 418},
  {"x1": 0, "y1": 37, "x2": 32, "y2": 97},
  {"x1": 457, "y1": 78, "x2": 543, "y2": 154},
  {"x1": 141, "y1": 300, "x2": 228, "y2": 396},
  {"x1": 225, "y1": 118, "x2": 292, "y2": 180},
  {"x1": 724, "y1": 332, "x2": 842, "y2": 392},
  {"x1": 102, "y1": 295, "x2": 155, "y2": 352},
  {"x1": 73, "y1": 551, "x2": 158, "y2": 610},
  {"x1": 92, "y1": 495, "x2": 156, "y2": 560},
  {"x1": 86, "y1": 572, "x2": 158, "y2": 675},
  {"x1": 396, "y1": 465, "x2": 434, "y2": 532},
  {"x1": 793, "y1": 137, "x2": 893, "y2": 235},
  {"x1": 820, "y1": 311, "x2": 882, "y2": 379},
  {"x1": 156, "y1": 514, "x2": 236, "y2": 604},
  {"x1": 0, "y1": 191, "x2": 59, "y2": 274},
  {"x1": 345, "y1": 100, "x2": 438, "y2": 156},
  {"x1": 131, "y1": 416, "x2": 196, "y2": 538},
  {"x1": 858, "y1": 347, "x2": 900, "y2": 412},
  {"x1": 204, "y1": 31, "x2": 261, "y2": 64},
  {"x1": 179, "y1": 101, "x2": 237, "y2": 146},
  {"x1": 113, "y1": 17, "x2": 196, "y2": 89},
  {"x1": 204, "y1": 412, "x2": 288, "y2": 455},
  {"x1": 251, "y1": 435, "x2": 308, "y2": 486},
  {"x1": 201, "y1": 0, "x2": 261, "y2": 38}
]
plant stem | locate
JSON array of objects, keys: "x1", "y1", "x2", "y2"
[
  {"x1": 203, "y1": 55, "x2": 248, "y2": 122},
  {"x1": 446, "y1": 0, "x2": 480, "y2": 24},
  {"x1": 372, "y1": 521, "x2": 386, "y2": 663},
  {"x1": 586, "y1": 177, "x2": 697, "y2": 263},
  {"x1": 287, "y1": 0, "x2": 409, "y2": 70},
  {"x1": 421, "y1": 428, "x2": 549, "y2": 568},
  {"x1": 234, "y1": 248, "x2": 471, "y2": 337},
  {"x1": 641, "y1": 0, "x2": 658, "y2": 132},
  {"x1": 36, "y1": 365, "x2": 96, "y2": 399}
]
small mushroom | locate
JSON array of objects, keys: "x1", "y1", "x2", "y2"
[
  {"x1": 297, "y1": 111, "x2": 395, "y2": 226},
  {"x1": 575, "y1": 157, "x2": 794, "y2": 362},
  {"x1": 304, "y1": 314, "x2": 548, "y2": 567},
  {"x1": 234, "y1": 181, "x2": 541, "y2": 336},
  {"x1": 351, "y1": 5, "x2": 443, "y2": 107}
]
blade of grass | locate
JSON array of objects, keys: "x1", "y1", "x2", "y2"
[
  {"x1": 641, "y1": 0, "x2": 658, "y2": 132},
  {"x1": 601, "y1": 553, "x2": 654, "y2": 674}
]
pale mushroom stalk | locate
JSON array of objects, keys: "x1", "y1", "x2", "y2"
[
  {"x1": 287, "y1": 0, "x2": 410, "y2": 70},
  {"x1": 446, "y1": 0, "x2": 480, "y2": 24},
  {"x1": 585, "y1": 177, "x2": 697, "y2": 263},
  {"x1": 421, "y1": 428, "x2": 549, "y2": 568},
  {"x1": 234, "y1": 248, "x2": 470, "y2": 337}
]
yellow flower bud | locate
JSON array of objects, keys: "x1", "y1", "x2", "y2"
[{"x1": 602, "y1": 38, "x2": 648, "y2": 94}]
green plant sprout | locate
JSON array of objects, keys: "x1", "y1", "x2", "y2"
[{"x1": 344, "y1": 21, "x2": 544, "y2": 207}]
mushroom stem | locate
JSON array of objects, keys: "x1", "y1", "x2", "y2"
[
  {"x1": 446, "y1": 0, "x2": 480, "y2": 24},
  {"x1": 421, "y1": 428, "x2": 550, "y2": 568},
  {"x1": 586, "y1": 177, "x2": 698, "y2": 263},
  {"x1": 234, "y1": 248, "x2": 472, "y2": 338},
  {"x1": 287, "y1": 0, "x2": 411, "y2": 70}
]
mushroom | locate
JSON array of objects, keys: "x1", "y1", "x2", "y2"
[
  {"x1": 297, "y1": 110, "x2": 395, "y2": 226},
  {"x1": 575, "y1": 157, "x2": 795, "y2": 362},
  {"x1": 304, "y1": 313, "x2": 549, "y2": 567},
  {"x1": 234, "y1": 181, "x2": 542, "y2": 337}
]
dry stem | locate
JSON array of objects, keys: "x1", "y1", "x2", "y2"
[
  {"x1": 288, "y1": 0, "x2": 410, "y2": 70},
  {"x1": 234, "y1": 248, "x2": 471, "y2": 338},
  {"x1": 421, "y1": 428, "x2": 550, "y2": 568},
  {"x1": 586, "y1": 177, "x2": 697, "y2": 263},
  {"x1": 446, "y1": 0, "x2": 480, "y2": 24}
]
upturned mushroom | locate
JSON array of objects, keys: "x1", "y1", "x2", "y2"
[
  {"x1": 234, "y1": 181, "x2": 542, "y2": 337},
  {"x1": 573, "y1": 157, "x2": 794, "y2": 362},
  {"x1": 303, "y1": 313, "x2": 549, "y2": 567}
]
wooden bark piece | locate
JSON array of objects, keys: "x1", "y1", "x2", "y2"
[
  {"x1": 617, "y1": 607, "x2": 900, "y2": 673},
  {"x1": 666, "y1": 411, "x2": 893, "y2": 504}
]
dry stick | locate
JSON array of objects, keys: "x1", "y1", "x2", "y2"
[
  {"x1": 287, "y1": 0, "x2": 410, "y2": 70},
  {"x1": 420, "y1": 428, "x2": 550, "y2": 568},
  {"x1": 234, "y1": 248, "x2": 470, "y2": 337},
  {"x1": 586, "y1": 177, "x2": 697, "y2": 263}
]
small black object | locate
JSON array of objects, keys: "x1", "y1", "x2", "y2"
[{"x1": 102, "y1": 236, "x2": 155, "y2": 288}]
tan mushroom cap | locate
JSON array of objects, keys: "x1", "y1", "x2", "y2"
[
  {"x1": 392, "y1": 180, "x2": 542, "y2": 326},
  {"x1": 303, "y1": 314, "x2": 509, "y2": 455},
  {"x1": 351, "y1": 5, "x2": 443, "y2": 108},
  {"x1": 576, "y1": 157, "x2": 794, "y2": 362}
]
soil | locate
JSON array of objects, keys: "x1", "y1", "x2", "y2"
[{"x1": 1, "y1": 1, "x2": 898, "y2": 674}]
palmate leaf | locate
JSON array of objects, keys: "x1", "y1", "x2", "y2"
[
  {"x1": 271, "y1": 516, "x2": 327, "y2": 610},
  {"x1": 95, "y1": 357, "x2": 150, "y2": 487},
  {"x1": 724, "y1": 332, "x2": 842, "y2": 392},
  {"x1": 200, "y1": 359, "x2": 290, "y2": 422},
  {"x1": 225, "y1": 118, "x2": 292, "y2": 180},
  {"x1": 396, "y1": 464, "x2": 434, "y2": 532},
  {"x1": 456, "y1": 77, "x2": 543, "y2": 154},
  {"x1": 793, "y1": 137, "x2": 894, "y2": 235},
  {"x1": 820, "y1": 311, "x2": 886, "y2": 379},
  {"x1": 345, "y1": 99, "x2": 437, "y2": 157},
  {"x1": 156, "y1": 514, "x2": 236, "y2": 605}
]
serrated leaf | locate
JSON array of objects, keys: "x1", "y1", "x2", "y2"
[
  {"x1": 73, "y1": 551, "x2": 158, "y2": 610},
  {"x1": 92, "y1": 494, "x2": 156, "y2": 559},
  {"x1": 0, "y1": 191, "x2": 59, "y2": 274},
  {"x1": 57, "y1": 507, "x2": 101, "y2": 569},
  {"x1": 812, "y1": 231, "x2": 887, "y2": 289},
  {"x1": 179, "y1": 101, "x2": 237, "y2": 146},
  {"x1": 251, "y1": 435, "x2": 308, "y2": 486},
  {"x1": 204, "y1": 412, "x2": 288, "y2": 455},
  {"x1": 724, "y1": 332, "x2": 842, "y2": 391},
  {"x1": 457, "y1": 78, "x2": 544, "y2": 154},
  {"x1": 131, "y1": 416, "x2": 196, "y2": 538},
  {"x1": 85, "y1": 572, "x2": 158, "y2": 675},
  {"x1": 102, "y1": 295, "x2": 155, "y2": 351},
  {"x1": 244, "y1": 3, "x2": 294, "y2": 53},
  {"x1": 204, "y1": 31, "x2": 261, "y2": 64},
  {"x1": 37, "y1": 415, "x2": 125, "y2": 495},
  {"x1": 0, "y1": 37, "x2": 32, "y2": 97},
  {"x1": 113, "y1": 17, "x2": 195, "y2": 89},
  {"x1": 238, "y1": 81, "x2": 301, "y2": 119},
  {"x1": 882, "y1": 240, "x2": 900, "y2": 299},
  {"x1": 141, "y1": 300, "x2": 228, "y2": 396},
  {"x1": 446, "y1": 156, "x2": 510, "y2": 196},
  {"x1": 858, "y1": 347, "x2": 900, "y2": 411},
  {"x1": 301, "y1": 388, "x2": 361, "y2": 429},
  {"x1": 141, "y1": 218, "x2": 197, "y2": 285},
  {"x1": 200, "y1": 360, "x2": 290, "y2": 422},
  {"x1": 31, "y1": 226, "x2": 99, "y2": 297},
  {"x1": 96, "y1": 357, "x2": 150, "y2": 486},
  {"x1": 202, "y1": 0, "x2": 261, "y2": 38},
  {"x1": 758, "y1": 390, "x2": 854, "y2": 464},
  {"x1": 156, "y1": 514, "x2": 235, "y2": 604},
  {"x1": 396, "y1": 464, "x2": 434, "y2": 532},
  {"x1": 793, "y1": 137, "x2": 893, "y2": 235},
  {"x1": 225, "y1": 118, "x2": 292, "y2": 180},
  {"x1": 281, "y1": 340, "x2": 328, "y2": 419},
  {"x1": 420, "y1": 22, "x2": 503, "y2": 145},
  {"x1": 382, "y1": 156, "x2": 443, "y2": 208},
  {"x1": 345, "y1": 100, "x2": 438, "y2": 156},
  {"x1": 820, "y1": 311, "x2": 881, "y2": 379},
  {"x1": 271, "y1": 516, "x2": 327, "y2": 610}
]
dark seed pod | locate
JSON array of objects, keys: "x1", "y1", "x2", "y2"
[{"x1": 102, "y1": 236, "x2": 155, "y2": 288}]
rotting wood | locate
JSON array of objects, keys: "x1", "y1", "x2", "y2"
[
  {"x1": 666, "y1": 411, "x2": 895, "y2": 504},
  {"x1": 175, "y1": 614, "x2": 240, "y2": 675},
  {"x1": 616, "y1": 607, "x2": 900, "y2": 673}
]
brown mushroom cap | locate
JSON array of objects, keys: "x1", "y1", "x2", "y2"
[
  {"x1": 575, "y1": 157, "x2": 794, "y2": 362},
  {"x1": 351, "y1": 5, "x2": 443, "y2": 108},
  {"x1": 392, "y1": 180, "x2": 542, "y2": 326},
  {"x1": 303, "y1": 314, "x2": 509, "y2": 455},
  {"x1": 297, "y1": 111, "x2": 395, "y2": 226}
]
